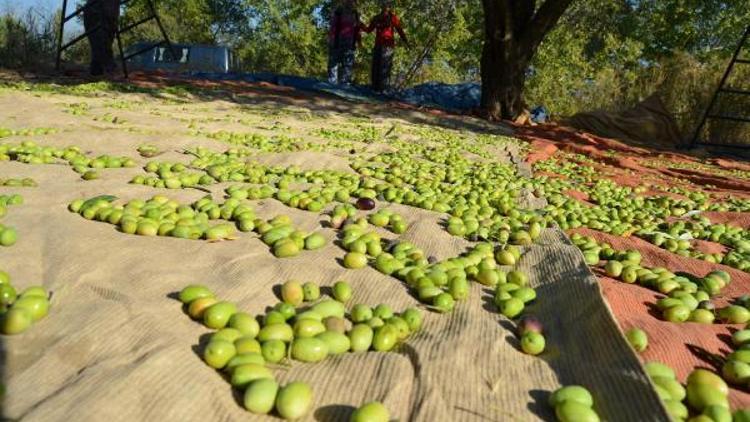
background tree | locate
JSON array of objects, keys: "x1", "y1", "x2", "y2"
[
  {"x1": 524, "y1": 0, "x2": 750, "y2": 135},
  {"x1": 480, "y1": 0, "x2": 574, "y2": 120},
  {"x1": 2, "y1": 0, "x2": 748, "y2": 139}
]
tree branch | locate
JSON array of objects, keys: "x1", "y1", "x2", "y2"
[
  {"x1": 523, "y1": 0, "x2": 574, "y2": 54},
  {"x1": 515, "y1": 0, "x2": 536, "y2": 37}
]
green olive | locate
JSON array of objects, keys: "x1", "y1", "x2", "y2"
[
  {"x1": 520, "y1": 331, "x2": 545, "y2": 355},
  {"x1": 231, "y1": 363, "x2": 273, "y2": 388},
  {"x1": 620, "y1": 266, "x2": 638, "y2": 283},
  {"x1": 291, "y1": 337, "x2": 328, "y2": 362},
  {"x1": 387, "y1": 316, "x2": 410, "y2": 340},
  {"x1": 507, "y1": 270, "x2": 528, "y2": 286},
  {"x1": 312, "y1": 300, "x2": 345, "y2": 319},
  {"x1": 728, "y1": 350, "x2": 750, "y2": 364},
  {"x1": 652, "y1": 376, "x2": 686, "y2": 401},
  {"x1": 275, "y1": 382, "x2": 313, "y2": 420},
  {"x1": 273, "y1": 239, "x2": 300, "y2": 258},
  {"x1": 81, "y1": 170, "x2": 98, "y2": 180},
  {"x1": 555, "y1": 401, "x2": 600, "y2": 422},
  {"x1": 372, "y1": 324, "x2": 398, "y2": 352},
  {"x1": 401, "y1": 308, "x2": 422, "y2": 332},
  {"x1": 244, "y1": 378, "x2": 279, "y2": 414},
  {"x1": 0, "y1": 228, "x2": 17, "y2": 247},
  {"x1": 663, "y1": 399, "x2": 688, "y2": 420},
  {"x1": 721, "y1": 360, "x2": 750, "y2": 385},
  {"x1": 203, "y1": 301, "x2": 237, "y2": 329},
  {"x1": 350, "y1": 401, "x2": 389, "y2": 422},
  {"x1": 686, "y1": 383, "x2": 729, "y2": 412},
  {"x1": 351, "y1": 304, "x2": 373, "y2": 323},
  {"x1": 226, "y1": 352, "x2": 266, "y2": 372},
  {"x1": 178, "y1": 285, "x2": 214, "y2": 304},
  {"x1": 235, "y1": 337, "x2": 262, "y2": 354},
  {"x1": 1, "y1": 308, "x2": 31, "y2": 335},
  {"x1": 229, "y1": 312, "x2": 260, "y2": 338},
  {"x1": 448, "y1": 277, "x2": 469, "y2": 300},
  {"x1": 0, "y1": 284, "x2": 17, "y2": 306},
  {"x1": 689, "y1": 309, "x2": 715, "y2": 324},
  {"x1": 732, "y1": 329, "x2": 750, "y2": 347},
  {"x1": 718, "y1": 305, "x2": 750, "y2": 324},
  {"x1": 205, "y1": 224, "x2": 235, "y2": 240},
  {"x1": 203, "y1": 340, "x2": 237, "y2": 369},
  {"x1": 293, "y1": 319, "x2": 326, "y2": 338},
  {"x1": 302, "y1": 282, "x2": 320, "y2": 302},
  {"x1": 432, "y1": 293, "x2": 455, "y2": 313},
  {"x1": 257, "y1": 323, "x2": 294, "y2": 343},
  {"x1": 296, "y1": 310, "x2": 323, "y2": 322},
  {"x1": 495, "y1": 250, "x2": 516, "y2": 265},
  {"x1": 604, "y1": 261, "x2": 623, "y2": 277},
  {"x1": 372, "y1": 304, "x2": 394, "y2": 320},
  {"x1": 344, "y1": 252, "x2": 368, "y2": 269},
  {"x1": 188, "y1": 297, "x2": 217, "y2": 319},
  {"x1": 349, "y1": 323, "x2": 374, "y2": 352},
  {"x1": 663, "y1": 305, "x2": 690, "y2": 323},
  {"x1": 645, "y1": 362, "x2": 676, "y2": 379},
  {"x1": 549, "y1": 385, "x2": 594, "y2": 407},
  {"x1": 687, "y1": 369, "x2": 729, "y2": 395},
  {"x1": 304, "y1": 233, "x2": 326, "y2": 250},
  {"x1": 261, "y1": 340, "x2": 286, "y2": 363},
  {"x1": 511, "y1": 287, "x2": 536, "y2": 304},
  {"x1": 212, "y1": 328, "x2": 242, "y2": 343},
  {"x1": 476, "y1": 269, "x2": 499, "y2": 287},
  {"x1": 315, "y1": 331, "x2": 351, "y2": 354},
  {"x1": 703, "y1": 405, "x2": 732, "y2": 422},
  {"x1": 625, "y1": 328, "x2": 648, "y2": 352},
  {"x1": 281, "y1": 280, "x2": 304, "y2": 306},
  {"x1": 332, "y1": 281, "x2": 352, "y2": 302},
  {"x1": 499, "y1": 297, "x2": 524, "y2": 318},
  {"x1": 264, "y1": 311, "x2": 286, "y2": 326},
  {"x1": 19, "y1": 286, "x2": 46, "y2": 299}
]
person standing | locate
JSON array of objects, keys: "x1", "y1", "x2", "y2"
[
  {"x1": 328, "y1": 0, "x2": 364, "y2": 85},
  {"x1": 365, "y1": 0, "x2": 409, "y2": 92},
  {"x1": 83, "y1": 0, "x2": 121, "y2": 76}
]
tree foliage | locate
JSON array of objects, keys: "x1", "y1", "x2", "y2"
[
  {"x1": 0, "y1": 9, "x2": 58, "y2": 69},
  {"x1": 1, "y1": 0, "x2": 749, "y2": 130},
  {"x1": 525, "y1": 0, "x2": 750, "y2": 123}
]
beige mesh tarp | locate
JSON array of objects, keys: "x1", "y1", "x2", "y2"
[{"x1": 0, "y1": 86, "x2": 667, "y2": 421}]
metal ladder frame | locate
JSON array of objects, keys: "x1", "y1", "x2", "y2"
[
  {"x1": 55, "y1": 0, "x2": 174, "y2": 78},
  {"x1": 690, "y1": 25, "x2": 750, "y2": 149}
]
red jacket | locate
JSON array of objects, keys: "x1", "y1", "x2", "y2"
[
  {"x1": 329, "y1": 7, "x2": 363, "y2": 49},
  {"x1": 365, "y1": 12, "x2": 407, "y2": 48}
]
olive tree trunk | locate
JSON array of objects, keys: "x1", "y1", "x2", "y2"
[{"x1": 480, "y1": 0, "x2": 574, "y2": 120}]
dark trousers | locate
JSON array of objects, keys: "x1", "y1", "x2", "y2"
[
  {"x1": 83, "y1": 0, "x2": 120, "y2": 75},
  {"x1": 371, "y1": 44, "x2": 394, "y2": 92},
  {"x1": 328, "y1": 46, "x2": 355, "y2": 85}
]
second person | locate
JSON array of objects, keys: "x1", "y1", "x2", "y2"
[{"x1": 365, "y1": 1, "x2": 410, "y2": 92}]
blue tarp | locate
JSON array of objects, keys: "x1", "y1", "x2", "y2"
[
  {"x1": 184, "y1": 71, "x2": 482, "y2": 112},
  {"x1": 397, "y1": 82, "x2": 481, "y2": 111}
]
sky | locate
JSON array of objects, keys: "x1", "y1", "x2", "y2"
[
  {"x1": 3, "y1": 0, "x2": 61, "y2": 16},
  {"x1": 2, "y1": 0, "x2": 82, "y2": 30}
]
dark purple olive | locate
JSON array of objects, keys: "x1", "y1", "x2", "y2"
[
  {"x1": 356, "y1": 198, "x2": 376, "y2": 211},
  {"x1": 517, "y1": 315, "x2": 543, "y2": 336},
  {"x1": 698, "y1": 300, "x2": 715, "y2": 311},
  {"x1": 427, "y1": 256, "x2": 438, "y2": 264}
]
